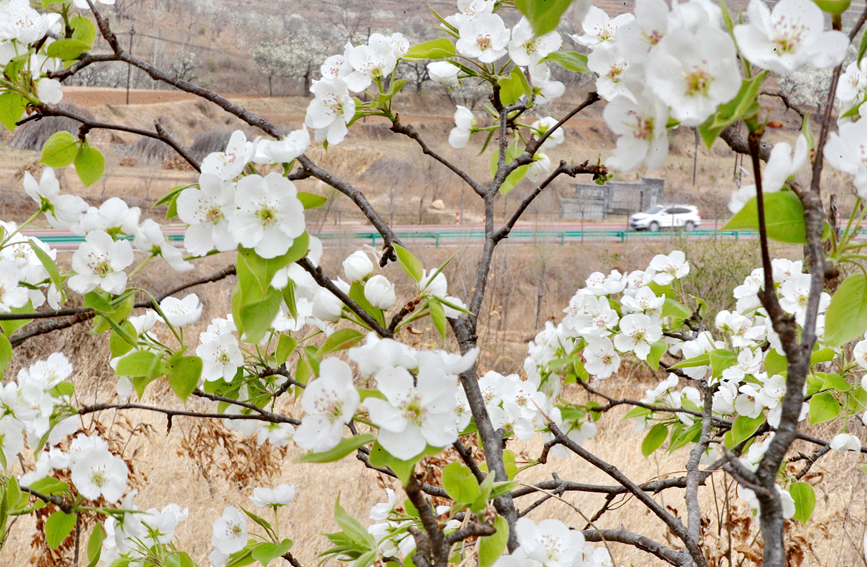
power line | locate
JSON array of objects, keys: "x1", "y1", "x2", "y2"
[{"x1": 111, "y1": 30, "x2": 250, "y2": 59}]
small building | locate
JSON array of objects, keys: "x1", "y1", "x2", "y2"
[{"x1": 560, "y1": 177, "x2": 665, "y2": 220}]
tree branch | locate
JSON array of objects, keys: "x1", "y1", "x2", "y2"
[
  {"x1": 580, "y1": 528, "x2": 685, "y2": 566},
  {"x1": 79, "y1": 402, "x2": 300, "y2": 426}
]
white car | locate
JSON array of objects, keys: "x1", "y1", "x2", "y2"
[{"x1": 629, "y1": 205, "x2": 702, "y2": 232}]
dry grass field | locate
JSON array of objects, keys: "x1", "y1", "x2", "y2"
[{"x1": 2, "y1": 87, "x2": 867, "y2": 566}]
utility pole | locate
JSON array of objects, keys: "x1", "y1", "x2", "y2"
[{"x1": 126, "y1": 26, "x2": 135, "y2": 105}]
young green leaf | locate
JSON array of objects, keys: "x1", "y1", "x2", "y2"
[
  {"x1": 514, "y1": 0, "x2": 574, "y2": 36},
  {"x1": 45, "y1": 511, "x2": 76, "y2": 549},
  {"x1": 722, "y1": 191, "x2": 807, "y2": 244},
  {"x1": 297, "y1": 434, "x2": 375, "y2": 463},
  {"x1": 166, "y1": 355, "x2": 203, "y2": 402},
  {"x1": 809, "y1": 391, "x2": 841, "y2": 425},
  {"x1": 731, "y1": 414, "x2": 765, "y2": 445},
  {"x1": 823, "y1": 274, "x2": 867, "y2": 346},
  {"x1": 478, "y1": 516, "x2": 509, "y2": 567},
  {"x1": 74, "y1": 146, "x2": 105, "y2": 187},
  {"x1": 404, "y1": 38, "x2": 456, "y2": 60},
  {"x1": 641, "y1": 423, "x2": 668, "y2": 457},
  {"x1": 789, "y1": 482, "x2": 816, "y2": 524},
  {"x1": 544, "y1": 51, "x2": 589, "y2": 74},
  {"x1": 0, "y1": 92, "x2": 27, "y2": 132},
  {"x1": 442, "y1": 462, "x2": 480, "y2": 506},
  {"x1": 41, "y1": 132, "x2": 79, "y2": 168},
  {"x1": 392, "y1": 243, "x2": 423, "y2": 282},
  {"x1": 318, "y1": 328, "x2": 364, "y2": 355}
]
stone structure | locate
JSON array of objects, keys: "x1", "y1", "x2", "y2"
[{"x1": 560, "y1": 177, "x2": 665, "y2": 220}]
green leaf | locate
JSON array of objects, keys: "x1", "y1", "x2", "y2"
[
  {"x1": 74, "y1": 146, "x2": 105, "y2": 187},
  {"x1": 801, "y1": 112, "x2": 814, "y2": 150},
  {"x1": 0, "y1": 335, "x2": 11, "y2": 378},
  {"x1": 404, "y1": 38, "x2": 456, "y2": 60},
  {"x1": 237, "y1": 233, "x2": 309, "y2": 302},
  {"x1": 731, "y1": 414, "x2": 765, "y2": 445},
  {"x1": 497, "y1": 66, "x2": 531, "y2": 106},
  {"x1": 392, "y1": 243, "x2": 423, "y2": 282},
  {"x1": 252, "y1": 540, "x2": 293, "y2": 567},
  {"x1": 166, "y1": 355, "x2": 202, "y2": 402},
  {"x1": 117, "y1": 351, "x2": 163, "y2": 378},
  {"x1": 70, "y1": 16, "x2": 97, "y2": 47},
  {"x1": 442, "y1": 462, "x2": 480, "y2": 506},
  {"x1": 824, "y1": 274, "x2": 867, "y2": 346},
  {"x1": 789, "y1": 481, "x2": 816, "y2": 523},
  {"x1": 646, "y1": 340, "x2": 667, "y2": 371},
  {"x1": 368, "y1": 441, "x2": 442, "y2": 485},
  {"x1": 297, "y1": 192, "x2": 327, "y2": 209},
  {"x1": 698, "y1": 72, "x2": 768, "y2": 147},
  {"x1": 669, "y1": 353, "x2": 710, "y2": 369},
  {"x1": 275, "y1": 334, "x2": 297, "y2": 366},
  {"x1": 238, "y1": 287, "x2": 283, "y2": 344},
  {"x1": 0, "y1": 92, "x2": 27, "y2": 132},
  {"x1": 478, "y1": 515, "x2": 509, "y2": 567},
  {"x1": 45, "y1": 39, "x2": 92, "y2": 60},
  {"x1": 86, "y1": 524, "x2": 106, "y2": 567},
  {"x1": 641, "y1": 423, "x2": 668, "y2": 457},
  {"x1": 48, "y1": 381, "x2": 75, "y2": 398},
  {"x1": 814, "y1": 0, "x2": 851, "y2": 14},
  {"x1": 514, "y1": 0, "x2": 575, "y2": 36},
  {"x1": 41, "y1": 131, "x2": 79, "y2": 168},
  {"x1": 822, "y1": 373, "x2": 851, "y2": 392},
  {"x1": 297, "y1": 434, "x2": 375, "y2": 463},
  {"x1": 164, "y1": 552, "x2": 197, "y2": 567},
  {"x1": 544, "y1": 51, "x2": 589, "y2": 74},
  {"x1": 45, "y1": 511, "x2": 76, "y2": 549},
  {"x1": 710, "y1": 349, "x2": 738, "y2": 378},
  {"x1": 662, "y1": 297, "x2": 691, "y2": 320},
  {"x1": 809, "y1": 391, "x2": 841, "y2": 425},
  {"x1": 318, "y1": 328, "x2": 364, "y2": 355},
  {"x1": 28, "y1": 477, "x2": 69, "y2": 496},
  {"x1": 428, "y1": 299, "x2": 447, "y2": 340},
  {"x1": 765, "y1": 350, "x2": 787, "y2": 376},
  {"x1": 84, "y1": 291, "x2": 113, "y2": 313},
  {"x1": 722, "y1": 191, "x2": 807, "y2": 244},
  {"x1": 29, "y1": 239, "x2": 63, "y2": 292},
  {"x1": 622, "y1": 406, "x2": 651, "y2": 420},
  {"x1": 0, "y1": 301, "x2": 32, "y2": 336},
  {"x1": 334, "y1": 497, "x2": 376, "y2": 548},
  {"x1": 349, "y1": 281, "x2": 385, "y2": 328}
]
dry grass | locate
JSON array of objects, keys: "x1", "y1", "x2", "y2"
[{"x1": 2, "y1": 240, "x2": 866, "y2": 566}]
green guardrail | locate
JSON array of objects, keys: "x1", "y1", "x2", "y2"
[{"x1": 33, "y1": 229, "x2": 757, "y2": 247}]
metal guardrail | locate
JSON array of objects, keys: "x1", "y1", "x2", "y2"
[{"x1": 30, "y1": 229, "x2": 758, "y2": 249}]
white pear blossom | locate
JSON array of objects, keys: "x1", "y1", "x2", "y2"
[
  {"x1": 573, "y1": 7, "x2": 634, "y2": 47},
  {"x1": 0, "y1": 261, "x2": 28, "y2": 313},
  {"x1": 343, "y1": 250, "x2": 374, "y2": 282},
  {"x1": 305, "y1": 79, "x2": 356, "y2": 145},
  {"x1": 587, "y1": 44, "x2": 633, "y2": 102},
  {"x1": 456, "y1": 13, "x2": 510, "y2": 63},
  {"x1": 449, "y1": 105, "x2": 476, "y2": 149},
  {"x1": 734, "y1": 0, "x2": 848, "y2": 76},
  {"x1": 583, "y1": 336, "x2": 621, "y2": 379},
  {"x1": 515, "y1": 517, "x2": 586, "y2": 567},
  {"x1": 249, "y1": 484, "x2": 296, "y2": 507},
  {"x1": 294, "y1": 359, "x2": 360, "y2": 452},
  {"x1": 159, "y1": 294, "x2": 203, "y2": 327},
  {"x1": 311, "y1": 288, "x2": 344, "y2": 323},
  {"x1": 614, "y1": 313, "x2": 662, "y2": 360},
  {"x1": 77, "y1": 197, "x2": 141, "y2": 237},
  {"x1": 253, "y1": 128, "x2": 310, "y2": 165},
  {"x1": 69, "y1": 434, "x2": 129, "y2": 503},
  {"x1": 604, "y1": 93, "x2": 669, "y2": 172},
  {"x1": 824, "y1": 119, "x2": 867, "y2": 199},
  {"x1": 211, "y1": 507, "x2": 248, "y2": 555},
  {"x1": 257, "y1": 422, "x2": 295, "y2": 447},
  {"x1": 615, "y1": 0, "x2": 671, "y2": 65},
  {"x1": 366, "y1": 365, "x2": 460, "y2": 460},
  {"x1": 69, "y1": 230, "x2": 134, "y2": 295},
  {"x1": 526, "y1": 153, "x2": 553, "y2": 182},
  {"x1": 23, "y1": 168, "x2": 88, "y2": 229},
  {"x1": 508, "y1": 17, "x2": 561, "y2": 66},
  {"x1": 428, "y1": 61, "x2": 460, "y2": 86},
  {"x1": 646, "y1": 26, "x2": 741, "y2": 126},
  {"x1": 830, "y1": 433, "x2": 862, "y2": 452},
  {"x1": 230, "y1": 172, "x2": 305, "y2": 259},
  {"x1": 177, "y1": 174, "x2": 238, "y2": 256},
  {"x1": 198, "y1": 333, "x2": 244, "y2": 383},
  {"x1": 649, "y1": 250, "x2": 690, "y2": 285},
  {"x1": 621, "y1": 286, "x2": 664, "y2": 314},
  {"x1": 201, "y1": 131, "x2": 254, "y2": 182},
  {"x1": 364, "y1": 275, "x2": 397, "y2": 310},
  {"x1": 528, "y1": 61, "x2": 566, "y2": 102},
  {"x1": 343, "y1": 35, "x2": 398, "y2": 92},
  {"x1": 0, "y1": 416, "x2": 25, "y2": 465},
  {"x1": 320, "y1": 54, "x2": 351, "y2": 80},
  {"x1": 854, "y1": 339, "x2": 867, "y2": 369},
  {"x1": 134, "y1": 219, "x2": 193, "y2": 272}
]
